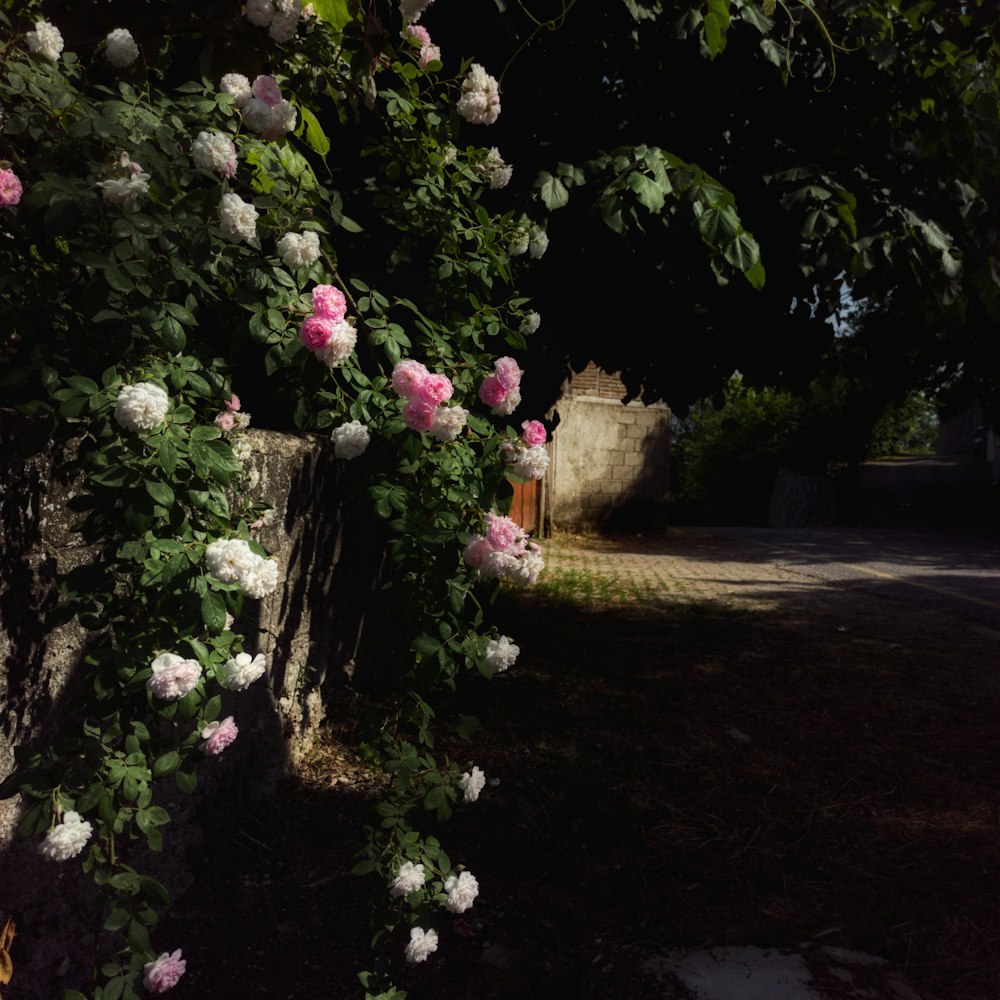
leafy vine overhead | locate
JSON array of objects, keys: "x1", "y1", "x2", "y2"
[{"x1": 0, "y1": 1, "x2": 771, "y2": 998}]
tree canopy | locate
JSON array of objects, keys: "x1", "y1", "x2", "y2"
[{"x1": 425, "y1": 0, "x2": 1000, "y2": 422}]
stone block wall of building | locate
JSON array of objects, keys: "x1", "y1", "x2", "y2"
[{"x1": 548, "y1": 364, "x2": 671, "y2": 528}]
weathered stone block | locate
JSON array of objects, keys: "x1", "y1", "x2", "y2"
[{"x1": 0, "y1": 418, "x2": 384, "y2": 993}]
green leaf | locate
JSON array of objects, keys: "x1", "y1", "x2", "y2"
[
  {"x1": 145, "y1": 480, "x2": 174, "y2": 507},
  {"x1": 66, "y1": 375, "x2": 99, "y2": 395},
  {"x1": 200, "y1": 591, "x2": 228, "y2": 633},
  {"x1": 297, "y1": 105, "x2": 331, "y2": 158},
  {"x1": 110, "y1": 871, "x2": 140, "y2": 893},
  {"x1": 145, "y1": 825, "x2": 163, "y2": 852},
  {"x1": 75, "y1": 783, "x2": 104, "y2": 813},
  {"x1": 536, "y1": 172, "x2": 570, "y2": 210},
  {"x1": 704, "y1": 0, "x2": 732, "y2": 58},
  {"x1": 161, "y1": 316, "x2": 187, "y2": 352},
  {"x1": 411, "y1": 634, "x2": 440, "y2": 656},
  {"x1": 175, "y1": 769, "x2": 197, "y2": 795},
  {"x1": 165, "y1": 302, "x2": 197, "y2": 326},
  {"x1": 104, "y1": 266, "x2": 133, "y2": 293},
  {"x1": 723, "y1": 231, "x2": 762, "y2": 272},
  {"x1": 126, "y1": 921, "x2": 151, "y2": 954},
  {"x1": 312, "y1": 0, "x2": 353, "y2": 29},
  {"x1": 423, "y1": 785, "x2": 446, "y2": 810},
  {"x1": 744, "y1": 258, "x2": 766, "y2": 289},
  {"x1": 157, "y1": 438, "x2": 178, "y2": 476},
  {"x1": 628, "y1": 171, "x2": 665, "y2": 213},
  {"x1": 152, "y1": 751, "x2": 180, "y2": 778},
  {"x1": 203, "y1": 694, "x2": 221, "y2": 724},
  {"x1": 104, "y1": 907, "x2": 130, "y2": 932},
  {"x1": 190, "y1": 424, "x2": 221, "y2": 441},
  {"x1": 122, "y1": 773, "x2": 139, "y2": 802},
  {"x1": 139, "y1": 875, "x2": 169, "y2": 904}
]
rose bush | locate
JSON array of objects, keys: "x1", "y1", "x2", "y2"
[{"x1": 0, "y1": 1, "x2": 554, "y2": 996}]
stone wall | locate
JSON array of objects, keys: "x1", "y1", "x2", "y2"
[
  {"x1": 0, "y1": 418, "x2": 381, "y2": 994},
  {"x1": 548, "y1": 376, "x2": 671, "y2": 529}
]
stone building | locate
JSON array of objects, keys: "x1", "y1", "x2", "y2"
[{"x1": 543, "y1": 362, "x2": 672, "y2": 530}]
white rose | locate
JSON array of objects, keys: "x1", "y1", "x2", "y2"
[
  {"x1": 220, "y1": 73, "x2": 253, "y2": 108},
  {"x1": 38, "y1": 811, "x2": 92, "y2": 862},
  {"x1": 332, "y1": 420, "x2": 370, "y2": 459},
  {"x1": 508, "y1": 228, "x2": 529, "y2": 256},
  {"x1": 529, "y1": 229, "x2": 549, "y2": 259},
  {"x1": 404, "y1": 927, "x2": 438, "y2": 964},
  {"x1": 399, "y1": 0, "x2": 435, "y2": 23},
  {"x1": 428, "y1": 405, "x2": 468, "y2": 443},
  {"x1": 240, "y1": 555, "x2": 279, "y2": 598},
  {"x1": 204, "y1": 538, "x2": 256, "y2": 583},
  {"x1": 519, "y1": 311, "x2": 541, "y2": 335},
  {"x1": 268, "y1": 11, "x2": 299, "y2": 41},
  {"x1": 218, "y1": 192, "x2": 258, "y2": 244},
  {"x1": 388, "y1": 861, "x2": 426, "y2": 897},
  {"x1": 510, "y1": 444, "x2": 549, "y2": 481},
  {"x1": 458, "y1": 765, "x2": 486, "y2": 803},
  {"x1": 26, "y1": 20, "x2": 63, "y2": 62},
  {"x1": 192, "y1": 131, "x2": 237, "y2": 178},
  {"x1": 480, "y1": 148, "x2": 512, "y2": 189},
  {"x1": 245, "y1": 0, "x2": 275, "y2": 26},
  {"x1": 491, "y1": 386, "x2": 521, "y2": 417},
  {"x1": 217, "y1": 651, "x2": 267, "y2": 691},
  {"x1": 457, "y1": 63, "x2": 501, "y2": 125},
  {"x1": 104, "y1": 28, "x2": 139, "y2": 68},
  {"x1": 114, "y1": 383, "x2": 169, "y2": 432},
  {"x1": 443, "y1": 871, "x2": 479, "y2": 914},
  {"x1": 314, "y1": 320, "x2": 357, "y2": 368},
  {"x1": 97, "y1": 172, "x2": 150, "y2": 206},
  {"x1": 484, "y1": 635, "x2": 519, "y2": 673},
  {"x1": 276, "y1": 231, "x2": 321, "y2": 269}
]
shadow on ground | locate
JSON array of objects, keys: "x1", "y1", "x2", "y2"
[{"x1": 24, "y1": 556, "x2": 995, "y2": 1000}]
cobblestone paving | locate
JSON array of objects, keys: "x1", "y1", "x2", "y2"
[{"x1": 539, "y1": 528, "x2": 818, "y2": 610}]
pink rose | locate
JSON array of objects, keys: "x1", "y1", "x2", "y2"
[
  {"x1": 200, "y1": 716, "x2": 239, "y2": 756},
  {"x1": 464, "y1": 535, "x2": 494, "y2": 568},
  {"x1": 403, "y1": 398, "x2": 436, "y2": 432},
  {"x1": 300, "y1": 314, "x2": 336, "y2": 351},
  {"x1": 486, "y1": 513, "x2": 526, "y2": 553},
  {"x1": 0, "y1": 168, "x2": 23, "y2": 207},
  {"x1": 143, "y1": 949, "x2": 186, "y2": 993},
  {"x1": 311, "y1": 284, "x2": 347, "y2": 322},
  {"x1": 478, "y1": 374, "x2": 507, "y2": 407},
  {"x1": 405, "y1": 24, "x2": 431, "y2": 45},
  {"x1": 493, "y1": 356, "x2": 521, "y2": 391},
  {"x1": 226, "y1": 393, "x2": 241, "y2": 411},
  {"x1": 418, "y1": 373, "x2": 454, "y2": 406},
  {"x1": 147, "y1": 654, "x2": 201, "y2": 701},
  {"x1": 251, "y1": 74, "x2": 282, "y2": 108},
  {"x1": 392, "y1": 359, "x2": 430, "y2": 398},
  {"x1": 521, "y1": 419, "x2": 546, "y2": 446},
  {"x1": 214, "y1": 411, "x2": 235, "y2": 431}
]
